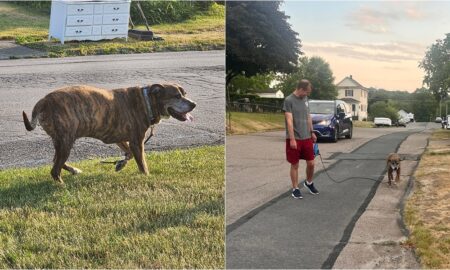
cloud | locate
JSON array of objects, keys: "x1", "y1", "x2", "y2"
[
  {"x1": 346, "y1": 4, "x2": 429, "y2": 34},
  {"x1": 303, "y1": 41, "x2": 425, "y2": 63}
]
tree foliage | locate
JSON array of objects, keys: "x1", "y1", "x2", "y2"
[
  {"x1": 419, "y1": 33, "x2": 450, "y2": 100},
  {"x1": 368, "y1": 101, "x2": 399, "y2": 121},
  {"x1": 277, "y1": 56, "x2": 337, "y2": 100},
  {"x1": 227, "y1": 73, "x2": 276, "y2": 95},
  {"x1": 226, "y1": 1, "x2": 301, "y2": 84},
  {"x1": 411, "y1": 88, "x2": 439, "y2": 121}
]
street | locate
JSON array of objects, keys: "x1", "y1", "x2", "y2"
[
  {"x1": 0, "y1": 50, "x2": 225, "y2": 169},
  {"x1": 226, "y1": 122, "x2": 434, "y2": 268}
]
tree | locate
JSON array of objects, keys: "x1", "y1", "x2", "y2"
[
  {"x1": 419, "y1": 33, "x2": 450, "y2": 100},
  {"x1": 277, "y1": 56, "x2": 337, "y2": 100},
  {"x1": 228, "y1": 73, "x2": 276, "y2": 95},
  {"x1": 411, "y1": 88, "x2": 439, "y2": 122},
  {"x1": 368, "y1": 101, "x2": 399, "y2": 122},
  {"x1": 226, "y1": 1, "x2": 301, "y2": 85}
]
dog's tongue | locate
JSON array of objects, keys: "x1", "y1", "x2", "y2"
[{"x1": 186, "y1": 113, "x2": 194, "y2": 122}]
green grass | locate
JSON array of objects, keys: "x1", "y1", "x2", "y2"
[
  {"x1": 0, "y1": 145, "x2": 224, "y2": 268},
  {"x1": 0, "y1": 2, "x2": 224, "y2": 58},
  {"x1": 227, "y1": 112, "x2": 285, "y2": 135},
  {"x1": 0, "y1": 2, "x2": 49, "y2": 40}
]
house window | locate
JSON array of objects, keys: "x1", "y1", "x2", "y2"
[{"x1": 345, "y1": 89, "x2": 353, "y2": 97}]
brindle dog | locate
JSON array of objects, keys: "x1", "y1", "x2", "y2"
[
  {"x1": 23, "y1": 83, "x2": 196, "y2": 183},
  {"x1": 386, "y1": 153, "x2": 401, "y2": 186}
]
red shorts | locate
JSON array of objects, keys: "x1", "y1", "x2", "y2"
[{"x1": 286, "y1": 138, "x2": 314, "y2": 163}]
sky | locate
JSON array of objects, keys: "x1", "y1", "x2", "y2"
[{"x1": 281, "y1": 1, "x2": 450, "y2": 92}]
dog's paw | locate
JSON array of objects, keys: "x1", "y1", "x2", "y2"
[
  {"x1": 115, "y1": 160, "x2": 127, "y2": 172},
  {"x1": 72, "y1": 168, "x2": 83, "y2": 175}
]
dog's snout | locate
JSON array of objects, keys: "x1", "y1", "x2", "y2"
[{"x1": 191, "y1": 102, "x2": 196, "y2": 109}]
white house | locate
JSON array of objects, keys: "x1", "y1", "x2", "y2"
[
  {"x1": 253, "y1": 88, "x2": 284, "y2": 99},
  {"x1": 336, "y1": 75, "x2": 368, "y2": 121}
]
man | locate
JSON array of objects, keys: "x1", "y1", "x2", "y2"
[{"x1": 283, "y1": 79, "x2": 319, "y2": 199}]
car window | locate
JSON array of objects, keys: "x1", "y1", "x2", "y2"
[{"x1": 336, "y1": 104, "x2": 344, "y2": 114}]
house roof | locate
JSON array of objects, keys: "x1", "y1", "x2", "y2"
[
  {"x1": 336, "y1": 75, "x2": 367, "y2": 90},
  {"x1": 341, "y1": 97, "x2": 360, "y2": 103}
]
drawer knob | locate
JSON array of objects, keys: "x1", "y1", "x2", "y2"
[
  {"x1": 77, "y1": 8, "x2": 84, "y2": 12},
  {"x1": 113, "y1": 7, "x2": 120, "y2": 10},
  {"x1": 75, "y1": 30, "x2": 83, "y2": 34},
  {"x1": 113, "y1": 18, "x2": 118, "y2": 21},
  {"x1": 77, "y1": 19, "x2": 84, "y2": 23}
]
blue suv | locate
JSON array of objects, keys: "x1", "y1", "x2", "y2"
[{"x1": 309, "y1": 99, "x2": 353, "y2": 142}]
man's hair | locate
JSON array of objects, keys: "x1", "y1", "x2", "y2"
[{"x1": 296, "y1": 79, "x2": 311, "y2": 90}]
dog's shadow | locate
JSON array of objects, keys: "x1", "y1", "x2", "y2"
[{"x1": 0, "y1": 180, "x2": 59, "y2": 210}]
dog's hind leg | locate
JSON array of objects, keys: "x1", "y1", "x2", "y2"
[
  {"x1": 62, "y1": 164, "x2": 82, "y2": 175},
  {"x1": 396, "y1": 167, "x2": 401, "y2": 183},
  {"x1": 51, "y1": 137, "x2": 74, "y2": 184},
  {"x1": 130, "y1": 140, "x2": 148, "y2": 175},
  {"x1": 115, "y1": 141, "x2": 133, "y2": 171}
]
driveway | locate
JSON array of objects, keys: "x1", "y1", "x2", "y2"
[
  {"x1": 0, "y1": 51, "x2": 225, "y2": 169},
  {"x1": 226, "y1": 122, "x2": 432, "y2": 268}
]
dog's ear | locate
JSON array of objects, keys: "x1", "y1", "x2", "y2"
[{"x1": 149, "y1": 84, "x2": 164, "y2": 96}]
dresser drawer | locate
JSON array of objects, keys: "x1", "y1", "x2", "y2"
[
  {"x1": 102, "y1": 14, "x2": 129, "y2": 25},
  {"x1": 65, "y1": 26, "x2": 92, "y2": 36},
  {"x1": 67, "y1": 4, "x2": 93, "y2": 15},
  {"x1": 103, "y1": 3, "x2": 129, "y2": 14},
  {"x1": 66, "y1": 15, "x2": 93, "y2": 26},
  {"x1": 102, "y1": 25, "x2": 128, "y2": 35}
]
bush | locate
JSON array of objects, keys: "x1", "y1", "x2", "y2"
[
  {"x1": 130, "y1": 1, "x2": 214, "y2": 25},
  {"x1": 10, "y1": 1, "x2": 51, "y2": 14}
]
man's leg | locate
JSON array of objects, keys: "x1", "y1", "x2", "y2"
[
  {"x1": 306, "y1": 160, "x2": 315, "y2": 183},
  {"x1": 290, "y1": 162, "x2": 299, "y2": 189}
]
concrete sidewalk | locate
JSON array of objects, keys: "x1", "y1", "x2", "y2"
[
  {"x1": 226, "y1": 125, "x2": 431, "y2": 268},
  {"x1": 0, "y1": 40, "x2": 47, "y2": 60},
  {"x1": 332, "y1": 128, "x2": 431, "y2": 268}
]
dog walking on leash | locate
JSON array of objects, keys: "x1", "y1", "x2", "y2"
[
  {"x1": 23, "y1": 83, "x2": 196, "y2": 183},
  {"x1": 283, "y1": 79, "x2": 319, "y2": 199}
]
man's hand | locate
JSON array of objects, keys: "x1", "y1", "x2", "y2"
[
  {"x1": 290, "y1": 138, "x2": 297, "y2": 149},
  {"x1": 311, "y1": 132, "x2": 317, "y2": 143}
]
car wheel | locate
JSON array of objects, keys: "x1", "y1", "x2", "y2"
[
  {"x1": 345, "y1": 125, "x2": 353, "y2": 139},
  {"x1": 332, "y1": 127, "x2": 338, "y2": 143}
]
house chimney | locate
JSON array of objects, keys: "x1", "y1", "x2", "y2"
[{"x1": 350, "y1": 75, "x2": 352, "y2": 79}]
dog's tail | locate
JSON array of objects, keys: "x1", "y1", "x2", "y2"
[{"x1": 23, "y1": 99, "x2": 44, "y2": 131}]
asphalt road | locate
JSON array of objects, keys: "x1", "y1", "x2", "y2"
[
  {"x1": 226, "y1": 123, "x2": 430, "y2": 269},
  {"x1": 0, "y1": 51, "x2": 224, "y2": 169}
]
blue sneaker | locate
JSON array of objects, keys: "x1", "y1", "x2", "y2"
[
  {"x1": 304, "y1": 181, "x2": 319, "y2": 195},
  {"x1": 292, "y1": 188, "x2": 303, "y2": 199}
]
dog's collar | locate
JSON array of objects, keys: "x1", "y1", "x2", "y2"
[{"x1": 143, "y1": 87, "x2": 155, "y2": 123}]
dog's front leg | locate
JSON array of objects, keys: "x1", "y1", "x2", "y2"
[
  {"x1": 387, "y1": 169, "x2": 392, "y2": 186},
  {"x1": 396, "y1": 167, "x2": 401, "y2": 182},
  {"x1": 115, "y1": 141, "x2": 133, "y2": 171},
  {"x1": 130, "y1": 139, "x2": 148, "y2": 175}
]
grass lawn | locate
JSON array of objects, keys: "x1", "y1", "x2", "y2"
[
  {"x1": 0, "y1": 2, "x2": 224, "y2": 58},
  {"x1": 0, "y1": 145, "x2": 224, "y2": 268},
  {"x1": 227, "y1": 112, "x2": 285, "y2": 135},
  {"x1": 404, "y1": 129, "x2": 450, "y2": 268}
]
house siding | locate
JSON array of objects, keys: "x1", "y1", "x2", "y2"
[{"x1": 336, "y1": 77, "x2": 368, "y2": 121}]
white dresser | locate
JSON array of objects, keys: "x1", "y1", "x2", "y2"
[{"x1": 49, "y1": 0, "x2": 131, "y2": 44}]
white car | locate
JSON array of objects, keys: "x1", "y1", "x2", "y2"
[{"x1": 374, "y1": 117, "x2": 392, "y2": 127}]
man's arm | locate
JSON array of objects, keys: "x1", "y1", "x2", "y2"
[
  {"x1": 285, "y1": 112, "x2": 297, "y2": 149},
  {"x1": 308, "y1": 114, "x2": 317, "y2": 142}
]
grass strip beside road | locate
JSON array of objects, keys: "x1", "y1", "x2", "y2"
[
  {"x1": 0, "y1": 2, "x2": 224, "y2": 58},
  {"x1": 0, "y1": 145, "x2": 224, "y2": 269},
  {"x1": 227, "y1": 112, "x2": 285, "y2": 135},
  {"x1": 404, "y1": 129, "x2": 450, "y2": 268}
]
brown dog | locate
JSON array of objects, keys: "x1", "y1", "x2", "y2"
[
  {"x1": 386, "y1": 153, "x2": 401, "y2": 186},
  {"x1": 23, "y1": 83, "x2": 196, "y2": 183}
]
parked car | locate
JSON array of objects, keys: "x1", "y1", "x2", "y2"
[
  {"x1": 442, "y1": 115, "x2": 450, "y2": 129},
  {"x1": 395, "y1": 118, "x2": 408, "y2": 127},
  {"x1": 374, "y1": 117, "x2": 392, "y2": 127},
  {"x1": 435, "y1": 116, "x2": 442, "y2": 123},
  {"x1": 309, "y1": 99, "x2": 353, "y2": 142}
]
